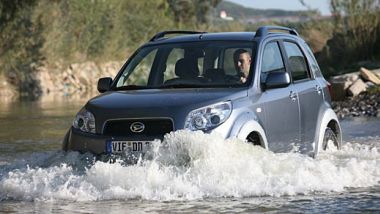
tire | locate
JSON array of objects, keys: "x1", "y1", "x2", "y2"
[
  {"x1": 247, "y1": 132, "x2": 261, "y2": 146},
  {"x1": 322, "y1": 127, "x2": 339, "y2": 151}
]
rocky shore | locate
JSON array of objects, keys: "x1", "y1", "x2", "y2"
[
  {"x1": 332, "y1": 93, "x2": 380, "y2": 119},
  {"x1": 330, "y1": 67, "x2": 380, "y2": 119},
  {"x1": 0, "y1": 61, "x2": 124, "y2": 102}
]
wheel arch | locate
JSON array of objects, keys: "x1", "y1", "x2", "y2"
[
  {"x1": 314, "y1": 106, "x2": 342, "y2": 156},
  {"x1": 229, "y1": 113, "x2": 269, "y2": 149}
]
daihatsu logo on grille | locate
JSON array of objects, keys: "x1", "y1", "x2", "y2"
[{"x1": 130, "y1": 122, "x2": 145, "y2": 133}]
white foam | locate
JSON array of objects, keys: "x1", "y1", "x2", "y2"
[{"x1": 0, "y1": 130, "x2": 379, "y2": 201}]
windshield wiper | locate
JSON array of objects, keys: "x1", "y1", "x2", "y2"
[{"x1": 114, "y1": 85, "x2": 151, "y2": 91}]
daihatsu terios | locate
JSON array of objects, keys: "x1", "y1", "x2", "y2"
[{"x1": 63, "y1": 26, "x2": 342, "y2": 157}]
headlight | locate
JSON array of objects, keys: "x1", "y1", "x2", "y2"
[
  {"x1": 72, "y1": 108, "x2": 96, "y2": 133},
  {"x1": 185, "y1": 101, "x2": 232, "y2": 131}
]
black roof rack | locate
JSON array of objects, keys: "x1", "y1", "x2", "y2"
[
  {"x1": 149, "y1": 31, "x2": 206, "y2": 42},
  {"x1": 255, "y1": 26, "x2": 299, "y2": 38}
]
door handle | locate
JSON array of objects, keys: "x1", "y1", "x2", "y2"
[
  {"x1": 289, "y1": 91, "x2": 297, "y2": 101},
  {"x1": 315, "y1": 85, "x2": 322, "y2": 95}
]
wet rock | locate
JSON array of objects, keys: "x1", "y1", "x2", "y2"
[
  {"x1": 347, "y1": 78, "x2": 367, "y2": 97},
  {"x1": 68, "y1": 62, "x2": 99, "y2": 93},
  {"x1": 35, "y1": 61, "x2": 123, "y2": 97},
  {"x1": 330, "y1": 72, "x2": 360, "y2": 89},
  {"x1": 329, "y1": 72, "x2": 359, "y2": 100},
  {"x1": 372, "y1": 68, "x2": 380, "y2": 78},
  {"x1": 360, "y1": 67, "x2": 380, "y2": 85},
  {"x1": 0, "y1": 73, "x2": 17, "y2": 102},
  {"x1": 330, "y1": 82, "x2": 346, "y2": 101}
]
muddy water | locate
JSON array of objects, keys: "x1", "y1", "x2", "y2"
[{"x1": 0, "y1": 100, "x2": 379, "y2": 213}]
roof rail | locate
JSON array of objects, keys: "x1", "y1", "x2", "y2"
[
  {"x1": 149, "y1": 31, "x2": 206, "y2": 42},
  {"x1": 255, "y1": 26, "x2": 299, "y2": 38}
]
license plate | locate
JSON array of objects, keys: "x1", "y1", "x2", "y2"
[{"x1": 106, "y1": 140, "x2": 151, "y2": 154}]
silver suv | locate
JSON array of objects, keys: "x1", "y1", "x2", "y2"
[{"x1": 63, "y1": 26, "x2": 342, "y2": 157}]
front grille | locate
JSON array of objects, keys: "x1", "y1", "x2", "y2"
[{"x1": 103, "y1": 119, "x2": 174, "y2": 137}]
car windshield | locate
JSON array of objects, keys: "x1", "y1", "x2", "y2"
[{"x1": 114, "y1": 41, "x2": 256, "y2": 90}]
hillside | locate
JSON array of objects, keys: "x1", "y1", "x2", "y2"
[
  {"x1": 216, "y1": 1, "x2": 316, "y2": 19},
  {"x1": 0, "y1": 0, "x2": 379, "y2": 99}
]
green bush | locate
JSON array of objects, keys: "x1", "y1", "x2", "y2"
[{"x1": 316, "y1": 0, "x2": 380, "y2": 76}]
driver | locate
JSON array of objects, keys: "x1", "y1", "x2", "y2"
[{"x1": 233, "y1": 49, "x2": 251, "y2": 83}]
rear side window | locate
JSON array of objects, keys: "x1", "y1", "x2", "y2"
[
  {"x1": 283, "y1": 42, "x2": 310, "y2": 81},
  {"x1": 261, "y1": 42, "x2": 285, "y2": 83}
]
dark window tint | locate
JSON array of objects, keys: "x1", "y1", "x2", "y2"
[
  {"x1": 284, "y1": 42, "x2": 310, "y2": 81},
  {"x1": 261, "y1": 42, "x2": 285, "y2": 83}
]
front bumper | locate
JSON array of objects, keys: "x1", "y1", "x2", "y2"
[{"x1": 65, "y1": 128, "x2": 164, "y2": 155}]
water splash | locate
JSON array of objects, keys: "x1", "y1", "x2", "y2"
[{"x1": 0, "y1": 130, "x2": 379, "y2": 201}]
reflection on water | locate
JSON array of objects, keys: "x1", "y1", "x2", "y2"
[
  {"x1": 0, "y1": 99, "x2": 86, "y2": 160},
  {"x1": 0, "y1": 99, "x2": 379, "y2": 213},
  {"x1": 340, "y1": 117, "x2": 380, "y2": 141}
]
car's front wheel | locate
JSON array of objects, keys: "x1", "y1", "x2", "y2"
[
  {"x1": 322, "y1": 127, "x2": 339, "y2": 151},
  {"x1": 247, "y1": 132, "x2": 262, "y2": 147}
]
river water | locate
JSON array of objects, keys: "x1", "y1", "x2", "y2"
[{"x1": 0, "y1": 99, "x2": 379, "y2": 213}]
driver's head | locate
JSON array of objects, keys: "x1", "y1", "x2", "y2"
[{"x1": 233, "y1": 49, "x2": 251, "y2": 78}]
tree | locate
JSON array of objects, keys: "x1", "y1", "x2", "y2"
[
  {"x1": 330, "y1": 0, "x2": 380, "y2": 60},
  {"x1": 0, "y1": 0, "x2": 44, "y2": 98},
  {"x1": 167, "y1": 0, "x2": 221, "y2": 26}
]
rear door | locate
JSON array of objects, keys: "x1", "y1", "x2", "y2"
[
  {"x1": 282, "y1": 41, "x2": 324, "y2": 153},
  {"x1": 259, "y1": 40, "x2": 300, "y2": 152}
]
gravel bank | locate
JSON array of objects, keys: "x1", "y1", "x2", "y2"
[{"x1": 332, "y1": 93, "x2": 380, "y2": 119}]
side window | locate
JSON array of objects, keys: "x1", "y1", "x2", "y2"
[
  {"x1": 261, "y1": 42, "x2": 285, "y2": 82},
  {"x1": 117, "y1": 49, "x2": 157, "y2": 87},
  {"x1": 164, "y1": 48, "x2": 184, "y2": 81},
  {"x1": 283, "y1": 42, "x2": 310, "y2": 81}
]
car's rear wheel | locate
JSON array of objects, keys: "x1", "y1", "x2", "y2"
[{"x1": 322, "y1": 127, "x2": 339, "y2": 151}]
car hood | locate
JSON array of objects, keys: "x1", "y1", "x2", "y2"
[{"x1": 85, "y1": 88, "x2": 248, "y2": 132}]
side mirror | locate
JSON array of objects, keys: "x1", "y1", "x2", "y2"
[
  {"x1": 97, "y1": 77, "x2": 112, "y2": 93},
  {"x1": 264, "y1": 72, "x2": 291, "y2": 89}
]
